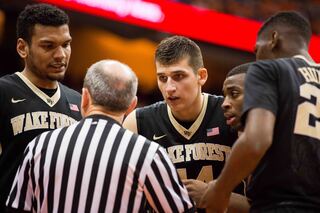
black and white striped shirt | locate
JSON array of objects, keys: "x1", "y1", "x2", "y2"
[{"x1": 6, "y1": 114, "x2": 194, "y2": 213}]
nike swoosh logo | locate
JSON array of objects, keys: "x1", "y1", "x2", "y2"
[
  {"x1": 11, "y1": 98, "x2": 26, "y2": 103},
  {"x1": 153, "y1": 134, "x2": 166, "y2": 140}
]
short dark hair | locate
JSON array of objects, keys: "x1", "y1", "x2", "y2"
[
  {"x1": 226, "y1": 62, "x2": 253, "y2": 78},
  {"x1": 155, "y1": 35, "x2": 204, "y2": 73},
  {"x1": 16, "y1": 3, "x2": 69, "y2": 44},
  {"x1": 258, "y1": 11, "x2": 312, "y2": 44}
]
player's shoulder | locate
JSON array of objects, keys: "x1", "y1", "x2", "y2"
[
  {"x1": 59, "y1": 83, "x2": 81, "y2": 97},
  {"x1": 251, "y1": 58, "x2": 279, "y2": 69},
  {"x1": 247, "y1": 59, "x2": 287, "y2": 81},
  {"x1": 205, "y1": 93, "x2": 224, "y2": 107},
  {"x1": 59, "y1": 83, "x2": 81, "y2": 105},
  {"x1": 206, "y1": 93, "x2": 224, "y2": 101},
  {"x1": 0, "y1": 73, "x2": 20, "y2": 86},
  {"x1": 136, "y1": 100, "x2": 166, "y2": 114},
  {"x1": 252, "y1": 57, "x2": 302, "y2": 69},
  {"x1": 250, "y1": 57, "x2": 310, "y2": 79}
]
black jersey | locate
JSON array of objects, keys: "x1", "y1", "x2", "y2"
[
  {"x1": 0, "y1": 72, "x2": 82, "y2": 211},
  {"x1": 7, "y1": 115, "x2": 194, "y2": 212},
  {"x1": 136, "y1": 93, "x2": 243, "y2": 191},
  {"x1": 242, "y1": 55, "x2": 320, "y2": 210}
]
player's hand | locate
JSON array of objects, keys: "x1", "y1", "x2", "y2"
[
  {"x1": 182, "y1": 179, "x2": 208, "y2": 207},
  {"x1": 199, "y1": 180, "x2": 230, "y2": 213}
]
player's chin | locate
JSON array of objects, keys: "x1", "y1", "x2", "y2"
[
  {"x1": 48, "y1": 71, "x2": 66, "y2": 81},
  {"x1": 171, "y1": 105, "x2": 187, "y2": 115},
  {"x1": 166, "y1": 99, "x2": 182, "y2": 110},
  {"x1": 227, "y1": 118, "x2": 240, "y2": 129},
  {"x1": 232, "y1": 122, "x2": 243, "y2": 132}
]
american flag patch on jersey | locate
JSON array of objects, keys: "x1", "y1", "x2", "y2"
[
  {"x1": 207, "y1": 127, "x2": 219, "y2": 137},
  {"x1": 69, "y1": 103, "x2": 79, "y2": 112}
]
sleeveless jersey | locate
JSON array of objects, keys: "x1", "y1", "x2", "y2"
[
  {"x1": 243, "y1": 55, "x2": 320, "y2": 210},
  {"x1": 0, "y1": 72, "x2": 82, "y2": 211}
]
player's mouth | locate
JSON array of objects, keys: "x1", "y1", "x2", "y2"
[
  {"x1": 50, "y1": 63, "x2": 66, "y2": 71},
  {"x1": 166, "y1": 96, "x2": 180, "y2": 105},
  {"x1": 224, "y1": 113, "x2": 237, "y2": 126}
]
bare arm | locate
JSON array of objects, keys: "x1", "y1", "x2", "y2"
[
  {"x1": 183, "y1": 179, "x2": 249, "y2": 213},
  {"x1": 200, "y1": 108, "x2": 275, "y2": 212},
  {"x1": 122, "y1": 109, "x2": 138, "y2": 133},
  {"x1": 227, "y1": 193, "x2": 250, "y2": 213}
]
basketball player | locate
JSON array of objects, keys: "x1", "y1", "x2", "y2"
[
  {"x1": 124, "y1": 35, "x2": 247, "y2": 212},
  {"x1": 201, "y1": 11, "x2": 320, "y2": 213},
  {"x1": 0, "y1": 4, "x2": 81, "y2": 211},
  {"x1": 222, "y1": 63, "x2": 252, "y2": 132}
]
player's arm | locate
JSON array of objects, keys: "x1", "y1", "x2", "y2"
[
  {"x1": 123, "y1": 109, "x2": 138, "y2": 133},
  {"x1": 183, "y1": 180, "x2": 249, "y2": 212},
  {"x1": 227, "y1": 193, "x2": 250, "y2": 213},
  {"x1": 200, "y1": 108, "x2": 275, "y2": 212},
  {"x1": 144, "y1": 147, "x2": 195, "y2": 213}
]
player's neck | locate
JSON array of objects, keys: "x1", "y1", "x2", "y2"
[
  {"x1": 171, "y1": 93, "x2": 204, "y2": 122},
  {"x1": 21, "y1": 68, "x2": 58, "y2": 89},
  {"x1": 280, "y1": 46, "x2": 314, "y2": 63},
  {"x1": 297, "y1": 50, "x2": 315, "y2": 63}
]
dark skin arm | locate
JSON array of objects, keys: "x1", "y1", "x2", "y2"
[
  {"x1": 183, "y1": 179, "x2": 249, "y2": 213},
  {"x1": 199, "y1": 108, "x2": 275, "y2": 213}
]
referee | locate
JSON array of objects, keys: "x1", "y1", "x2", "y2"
[{"x1": 6, "y1": 60, "x2": 195, "y2": 213}]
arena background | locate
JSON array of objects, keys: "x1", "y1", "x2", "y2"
[{"x1": 1, "y1": 0, "x2": 320, "y2": 106}]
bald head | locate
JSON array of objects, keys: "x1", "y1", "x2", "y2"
[{"x1": 83, "y1": 60, "x2": 138, "y2": 112}]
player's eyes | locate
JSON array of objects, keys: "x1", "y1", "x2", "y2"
[
  {"x1": 231, "y1": 91, "x2": 240, "y2": 98},
  {"x1": 172, "y1": 74, "x2": 184, "y2": 81},
  {"x1": 158, "y1": 75, "x2": 167, "y2": 82},
  {"x1": 62, "y1": 42, "x2": 71, "y2": 48},
  {"x1": 41, "y1": 44, "x2": 54, "y2": 50}
]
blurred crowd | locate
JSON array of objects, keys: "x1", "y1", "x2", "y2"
[{"x1": 177, "y1": 0, "x2": 320, "y2": 34}]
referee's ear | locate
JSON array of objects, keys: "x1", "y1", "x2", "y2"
[
  {"x1": 125, "y1": 96, "x2": 137, "y2": 117},
  {"x1": 81, "y1": 87, "x2": 91, "y2": 117}
]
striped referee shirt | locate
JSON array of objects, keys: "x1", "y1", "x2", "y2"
[{"x1": 6, "y1": 114, "x2": 194, "y2": 213}]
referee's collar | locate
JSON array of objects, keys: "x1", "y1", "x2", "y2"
[{"x1": 85, "y1": 114, "x2": 121, "y2": 125}]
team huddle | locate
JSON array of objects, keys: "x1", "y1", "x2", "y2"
[{"x1": 0, "y1": 3, "x2": 319, "y2": 213}]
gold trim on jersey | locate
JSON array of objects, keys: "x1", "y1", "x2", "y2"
[
  {"x1": 16, "y1": 72, "x2": 61, "y2": 107},
  {"x1": 167, "y1": 93, "x2": 208, "y2": 140},
  {"x1": 294, "y1": 55, "x2": 320, "y2": 67}
]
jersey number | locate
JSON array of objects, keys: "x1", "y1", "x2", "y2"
[
  {"x1": 177, "y1": 165, "x2": 213, "y2": 182},
  {"x1": 294, "y1": 84, "x2": 320, "y2": 140}
]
